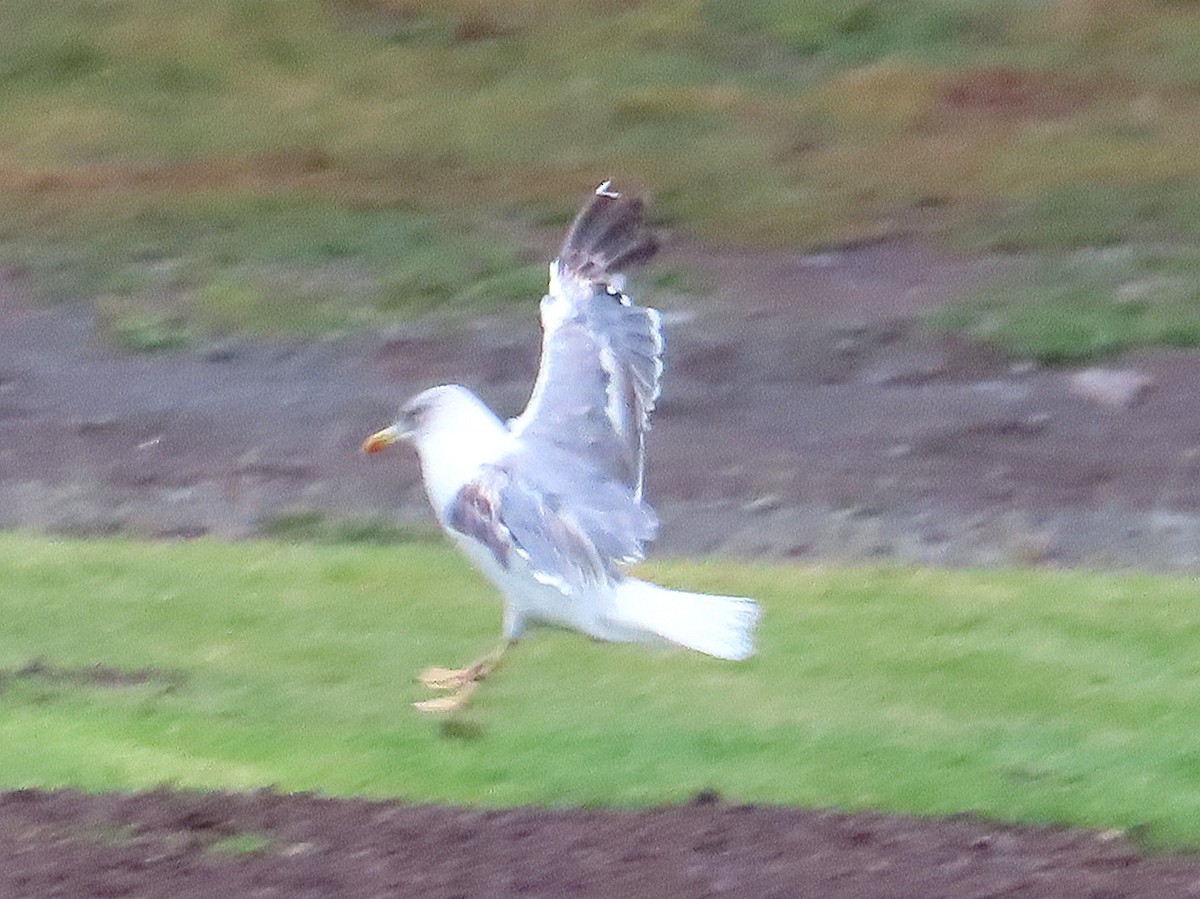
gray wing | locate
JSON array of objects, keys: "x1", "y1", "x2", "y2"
[
  {"x1": 509, "y1": 183, "x2": 663, "y2": 501},
  {"x1": 444, "y1": 446, "x2": 658, "y2": 594},
  {"x1": 446, "y1": 184, "x2": 663, "y2": 596}
]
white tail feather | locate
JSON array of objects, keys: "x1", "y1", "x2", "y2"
[{"x1": 609, "y1": 579, "x2": 759, "y2": 661}]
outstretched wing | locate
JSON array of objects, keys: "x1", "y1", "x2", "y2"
[
  {"x1": 508, "y1": 182, "x2": 663, "y2": 501},
  {"x1": 443, "y1": 447, "x2": 659, "y2": 594},
  {"x1": 443, "y1": 184, "x2": 663, "y2": 595},
  {"x1": 444, "y1": 184, "x2": 664, "y2": 595}
]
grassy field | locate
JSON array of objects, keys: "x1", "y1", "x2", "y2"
[
  {"x1": 4, "y1": 533, "x2": 1200, "y2": 846},
  {"x1": 4, "y1": 0, "x2": 1200, "y2": 358},
  {"x1": 931, "y1": 244, "x2": 1200, "y2": 363}
]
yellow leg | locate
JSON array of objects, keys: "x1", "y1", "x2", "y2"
[
  {"x1": 413, "y1": 642, "x2": 510, "y2": 713},
  {"x1": 412, "y1": 679, "x2": 480, "y2": 714}
]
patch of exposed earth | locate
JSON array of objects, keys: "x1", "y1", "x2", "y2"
[
  {"x1": 5, "y1": 789, "x2": 1200, "y2": 899},
  {"x1": 2, "y1": 240, "x2": 1199, "y2": 569}
]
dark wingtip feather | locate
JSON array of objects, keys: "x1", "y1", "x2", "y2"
[{"x1": 559, "y1": 182, "x2": 658, "y2": 281}]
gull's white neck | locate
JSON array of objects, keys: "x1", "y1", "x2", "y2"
[{"x1": 411, "y1": 392, "x2": 510, "y2": 515}]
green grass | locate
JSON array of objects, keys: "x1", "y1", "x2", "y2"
[
  {"x1": 257, "y1": 509, "x2": 442, "y2": 545},
  {"x1": 6, "y1": 0, "x2": 1200, "y2": 349},
  {"x1": 959, "y1": 182, "x2": 1200, "y2": 254},
  {"x1": 4, "y1": 533, "x2": 1200, "y2": 846},
  {"x1": 931, "y1": 246, "x2": 1200, "y2": 363},
  {"x1": 0, "y1": 194, "x2": 545, "y2": 348},
  {"x1": 205, "y1": 832, "x2": 273, "y2": 856}
]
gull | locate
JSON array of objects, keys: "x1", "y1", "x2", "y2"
[{"x1": 363, "y1": 182, "x2": 759, "y2": 712}]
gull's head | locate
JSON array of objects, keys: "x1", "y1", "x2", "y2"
[{"x1": 362, "y1": 384, "x2": 488, "y2": 455}]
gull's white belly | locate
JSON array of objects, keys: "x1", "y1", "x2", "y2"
[{"x1": 450, "y1": 532, "x2": 640, "y2": 643}]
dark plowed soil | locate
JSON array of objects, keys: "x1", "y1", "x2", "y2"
[{"x1": 4, "y1": 789, "x2": 1199, "y2": 899}]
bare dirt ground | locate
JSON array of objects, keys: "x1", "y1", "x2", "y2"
[
  {"x1": 6, "y1": 789, "x2": 1200, "y2": 899},
  {"x1": 3, "y1": 240, "x2": 1199, "y2": 567},
  {"x1": 6, "y1": 241, "x2": 1200, "y2": 896}
]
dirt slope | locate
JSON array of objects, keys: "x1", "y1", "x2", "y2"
[{"x1": 3, "y1": 241, "x2": 1199, "y2": 568}]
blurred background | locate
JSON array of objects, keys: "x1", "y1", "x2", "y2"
[
  {"x1": 9, "y1": 3, "x2": 1200, "y2": 868},
  {"x1": 3, "y1": 0, "x2": 1200, "y2": 568}
]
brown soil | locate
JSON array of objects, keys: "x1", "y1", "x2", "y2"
[
  {"x1": 3, "y1": 239, "x2": 1199, "y2": 568},
  {"x1": 5, "y1": 789, "x2": 1200, "y2": 899},
  {"x1": 0, "y1": 658, "x2": 185, "y2": 691}
]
